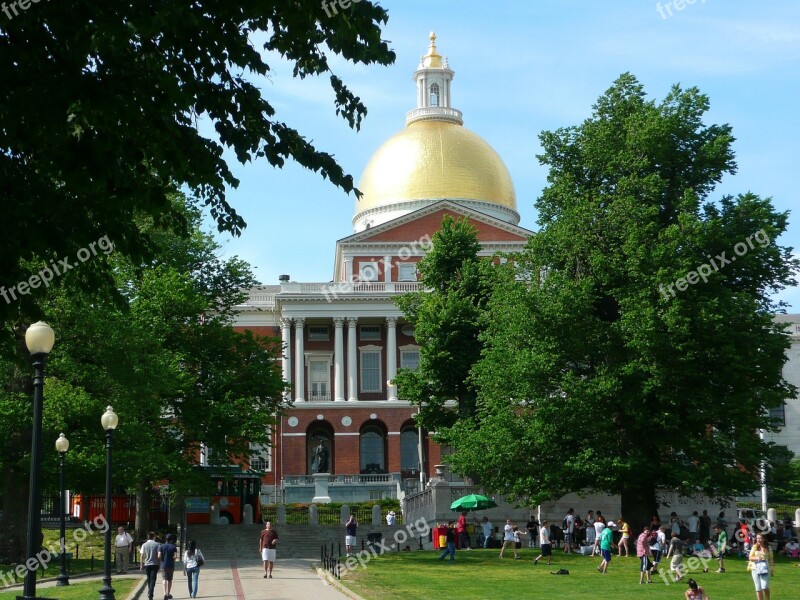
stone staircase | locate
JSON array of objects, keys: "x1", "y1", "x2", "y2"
[{"x1": 186, "y1": 524, "x2": 428, "y2": 559}]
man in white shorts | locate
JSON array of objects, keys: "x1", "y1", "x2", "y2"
[{"x1": 259, "y1": 521, "x2": 278, "y2": 578}]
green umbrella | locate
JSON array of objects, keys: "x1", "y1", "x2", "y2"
[{"x1": 450, "y1": 493, "x2": 498, "y2": 511}]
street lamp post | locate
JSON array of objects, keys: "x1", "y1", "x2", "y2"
[
  {"x1": 18, "y1": 321, "x2": 56, "y2": 600},
  {"x1": 55, "y1": 433, "x2": 70, "y2": 586},
  {"x1": 98, "y1": 406, "x2": 118, "y2": 600}
]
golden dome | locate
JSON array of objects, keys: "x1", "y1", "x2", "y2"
[{"x1": 357, "y1": 120, "x2": 517, "y2": 212}]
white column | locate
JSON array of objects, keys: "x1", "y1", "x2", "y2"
[
  {"x1": 294, "y1": 317, "x2": 305, "y2": 403},
  {"x1": 386, "y1": 317, "x2": 398, "y2": 401},
  {"x1": 281, "y1": 317, "x2": 292, "y2": 402},
  {"x1": 384, "y1": 256, "x2": 392, "y2": 283},
  {"x1": 347, "y1": 317, "x2": 358, "y2": 401},
  {"x1": 333, "y1": 317, "x2": 345, "y2": 402}
]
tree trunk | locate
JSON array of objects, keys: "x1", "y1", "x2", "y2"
[
  {"x1": 0, "y1": 465, "x2": 30, "y2": 563},
  {"x1": 135, "y1": 480, "x2": 150, "y2": 542},
  {"x1": 621, "y1": 484, "x2": 659, "y2": 538}
]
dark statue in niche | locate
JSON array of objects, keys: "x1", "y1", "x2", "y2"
[{"x1": 313, "y1": 440, "x2": 330, "y2": 473}]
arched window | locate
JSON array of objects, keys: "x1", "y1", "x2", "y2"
[
  {"x1": 360, "y1": 424, "x2": 386, "y2": 473},
  {"x1": 429, "y1": 83, "x2": 440, "y2": 107}
]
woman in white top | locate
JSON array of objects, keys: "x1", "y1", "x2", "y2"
[{"x1": 182, "y1": 540, "x2": 204, "y2": 599}]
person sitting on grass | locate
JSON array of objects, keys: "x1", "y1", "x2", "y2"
[{"x1": 685, "y1": 578, "x2": 710, "y2": 599}]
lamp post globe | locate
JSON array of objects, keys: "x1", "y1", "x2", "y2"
[
  {"x1": 98, "y1": 407, "x2": 118, "y2": 600},
  {"x1": 55, "y1": 433, "x2": 70, "y2": 586},
  {"x1": 18, "y1": 321, "x2": 56, "y2": 600}
]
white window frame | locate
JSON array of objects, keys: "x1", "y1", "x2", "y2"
[
  {"x1": 249, "y1": 443, "x2": 272, "y2": 472},
  {"x1": 400, "y1": 344, "x2": 420, "y2": 370},
  {"x1": 359, "y1": 345, "x2": 382, "y2": 393},
  {"x1": 397, "y1": 263, "x2": 418, "y2": 282},
  {"x1": 305, "y1": 352, "x2": 333, "y2": 401},
  {"x1": 359, "y1": 261, "x2": 380, "y2": 282},
  {"x1": 308, "y1": 325, "x2": 330, "y2": 341},
  {"x1": 359, "y1": 325, "x2": 381, "y2": 341}
]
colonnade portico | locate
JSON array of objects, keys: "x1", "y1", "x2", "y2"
[{"x1": 280, "y1": 315, "x2": 402, "y2": 403}]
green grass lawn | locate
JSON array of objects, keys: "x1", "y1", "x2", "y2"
[
  {"x1": 341, "y1": 547, "x2": 798, "y2": 599},
  {"x1": 0, "y1": 578, "x2": 138, "y2": 600},
  {"x1": 1, "y1": 527, "x2": 127, "y2": 583}
]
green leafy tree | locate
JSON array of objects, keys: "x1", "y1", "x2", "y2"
[
  {"x1": 443, "y1": 74, "x2": 799, "y2": 529},
  {"x1": 0, "y1": 1, "x2": 395, "y2": 320},
  {"x1": 395, "y1": 216, "x2": 496, "y2": 429},
  {"x1": 0, "y1": 198, "x2": 285, "y2": 559}
]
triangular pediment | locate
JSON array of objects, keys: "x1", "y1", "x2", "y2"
[{"x1": 339, "y1": 200, "x2": 533, "y2": 245}]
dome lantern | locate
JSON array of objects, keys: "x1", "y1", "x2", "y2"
[{"x1": 407, "y1": 32, "x2": 462, "y2": 126}]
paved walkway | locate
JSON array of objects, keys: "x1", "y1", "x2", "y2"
[
  {"x1": 1, "y1": 559, "x2": 355, "y2": 600},
  {"x1": 135, "y1": 558, "x2": 355, "y2": 600}
]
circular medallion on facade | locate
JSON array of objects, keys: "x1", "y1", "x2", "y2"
[
  {"x1": 401, "y1": 324, "x2": 415, "y2": 337},
  {"x1": 370, "y1": 413, "x2": 378, "y2": 420},
  {"x1": 317, "y1": 414, "x2": 324, "y2": 420},
  {"x1": 287, "y1": 416, "x2": 299, "y2": 427},
  {"x1": 341, "y1": 416, "x2": 352, "y2": 426}
]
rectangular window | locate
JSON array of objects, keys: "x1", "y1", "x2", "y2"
[
  {"x1": 401, "y1": 351, "x2": 420, "y2": 370},
  {"x1": 369, "y1": 491, "x2": 384, "y2": 500},
  {"x1": 249, "y1": 443, "x2": 271, "y2": 472},
  {"x1": 359, "y1": 261, "x2": 379, "y2": 282},
  {"x1": 308, "y1": 326, "x2": 330, "y2": 341},
  {"x1": 397, "y1": 263, "x2": 417, "y2": 281},
  {"x1": 360, "y1": 351, "x2": 381, "y2": 392},
  {"x1": 769, "y1": 403, "x2": 786, "y2": 427},
  {"x1": 360, "y1": 325, "x2": 381, "y2": 341},
  {"x1": 309, "y1": 361, "x2": 330, "y2": 401}
]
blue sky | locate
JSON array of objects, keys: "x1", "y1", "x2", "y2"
[{"x1": 211, "y1": 0, "x2": 800, "y2": 310}]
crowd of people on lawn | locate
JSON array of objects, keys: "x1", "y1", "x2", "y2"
[{"x1": 435, "y1": 507, "x2": 795, "y2": 599}]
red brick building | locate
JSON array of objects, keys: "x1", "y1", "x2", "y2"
[{"x1": 231, "y1": 34, "x2": 532, "y2": 504}]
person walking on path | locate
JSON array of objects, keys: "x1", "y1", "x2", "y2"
[
  {"x1": 748, "y1": 533, "x2": 774, "y2": 600},
  {"x1": 139, "y1": 531, "x2": 160, "y2": 600},
  {"x1": 499, "y1": 519, "x2": 519, "y2": 559},
  {"x1": 158, "y1": 533, "x2": 178, "y2": 600},
  {"x1": 114, "y1": 525, "x2": 134, "y2": 574},
  {"x1": 438, "y1": 522, "x2": 457, "y2": 562},
  {"x1": 685, "y1": 578, "x2": 710, "y2": 600},
  {"x1": 259, "y1": 521, "x2": 279, "y2": 578},
  {"x1": 182, "y1": 540, "x2": 204, "y2": 598},
  {"x1": 345, "y1": 515, "x2": 357, "y2": 557},
  {"x1": 534, "y1": 520, "x2": 552, "y2": 565},
  {"x1": 597, "y1": 521, "x2": 616, "y2": 573}
]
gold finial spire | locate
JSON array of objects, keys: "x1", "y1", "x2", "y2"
[{"x1": 422, "y1": 31, "x2": 443, "y2": 68}]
